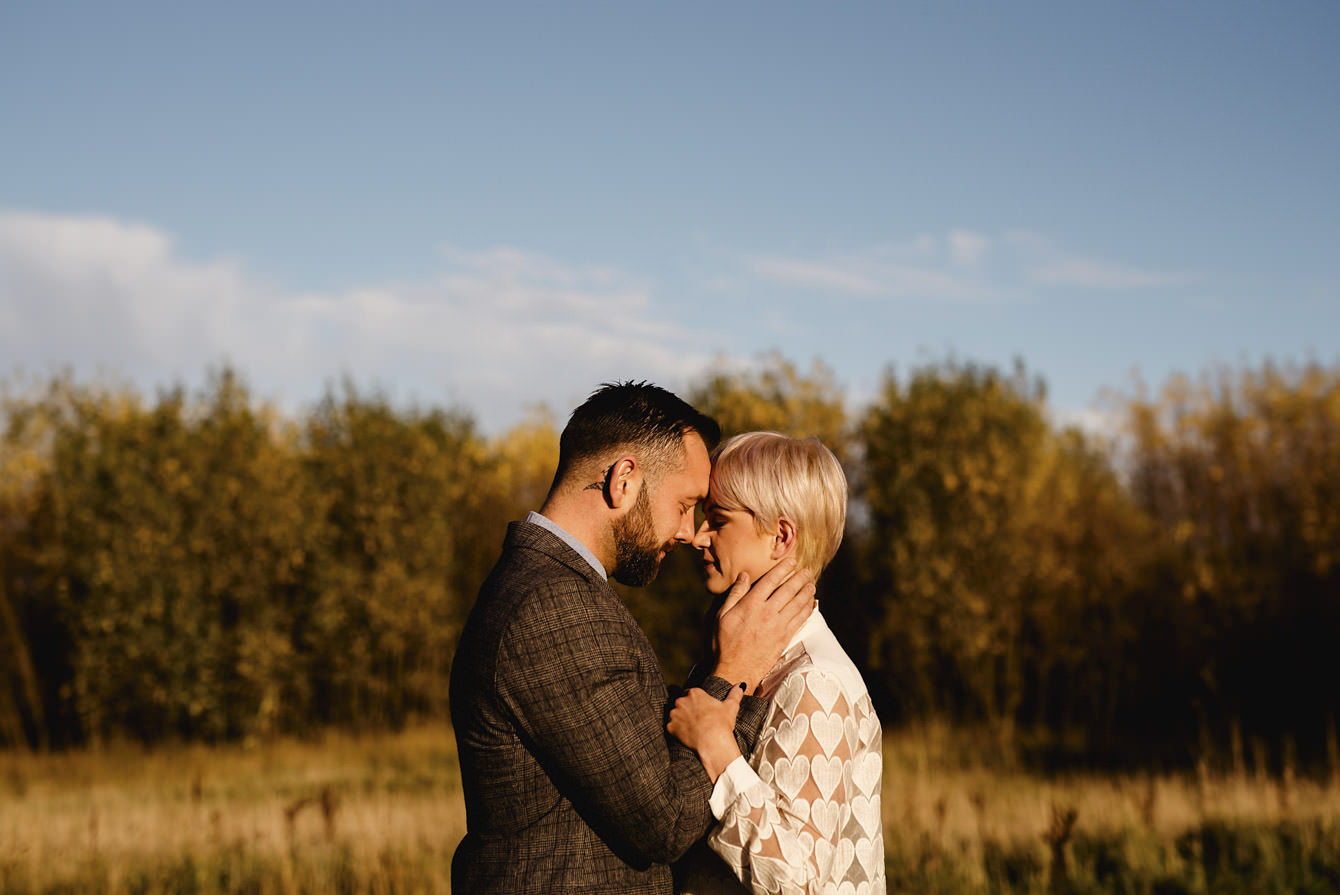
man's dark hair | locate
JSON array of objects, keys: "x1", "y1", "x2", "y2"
[{"x1": 553, "y1": 381, "x2": 721, "y2": 488}]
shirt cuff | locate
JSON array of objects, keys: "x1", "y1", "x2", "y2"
[{"x1": 709, "y1": 755, "x2": 758, "y2": 819}]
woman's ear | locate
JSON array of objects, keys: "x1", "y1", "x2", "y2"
[{"x1": 771, "y1": 517, "x2": 797, "y2": 560}]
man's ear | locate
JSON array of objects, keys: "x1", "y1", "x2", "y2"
[
  {"x1": 771, "y1": 517, "x2": 797, "y2": 560},
  {"x1": 606, "y1": 456, "x2": 640, "y2": 509}
]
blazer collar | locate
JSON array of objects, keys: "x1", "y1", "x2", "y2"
[{"x1": 506, "y1": 519, "x2": 611, "y2": 590}]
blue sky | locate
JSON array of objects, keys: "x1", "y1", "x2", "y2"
[{"x1": 3, "y1": 2, "x2": 1337, "y2": 433}]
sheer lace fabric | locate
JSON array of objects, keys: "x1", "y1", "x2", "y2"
[{"x1": 679, "y1": 611, "x2": 885, "y2": 895}]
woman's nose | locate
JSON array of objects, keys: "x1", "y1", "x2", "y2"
[{"x1": 691, "y1": 520, "x2": 711, "y2": 549}]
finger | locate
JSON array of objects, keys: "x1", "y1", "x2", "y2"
[
  {"x1": 768, "y1": 580, "x2": 815, "y2": 634},
  {"x1": 764, "y1": 567, "x2": 813, "y2": 609},
  {"x1": 746, "y1": 558, "x2": 799, "y2": 603},
  {"x1": 716, "y1": 572, "x2": 751, "y2": 617},
  {"x1": 778, "y1": 582, "x2": 818, "y2": 628},
  {"x1": 725, "y1": 684, "x2": 745, "y2": 708}
]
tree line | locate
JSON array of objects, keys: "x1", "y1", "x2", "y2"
[{"x1": 2, "y1": 356, "x2": 1337, "y2": 772}]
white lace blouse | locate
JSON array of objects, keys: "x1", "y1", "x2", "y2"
[{"x1": 677, "y1": 608, "x2": 885, "y2": 895}]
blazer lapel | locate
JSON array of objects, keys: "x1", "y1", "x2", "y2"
[{"x1": 505, "y1": 520, "x2": 611, "y2": 591}]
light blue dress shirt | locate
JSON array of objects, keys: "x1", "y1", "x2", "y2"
[{"x1": 525, "y1": 511, "x2": 608, "y2": 581}]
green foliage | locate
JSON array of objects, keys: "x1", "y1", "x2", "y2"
[
  {"x1": 1123, "y1": 362, "x2": 1340, "y2": 759},
  {"x1": 689, "y1": 353, "x2": 851, "y2": 453},
  {"x1": 0, "y1": 369, "x2": 493, "y2": 746},
  {"x1": 861, "y1": 361, "x2": 1050, "y2": 728},
  {"x1": 1, "y1": 354, "x2": 1338, "y2": 762},
  {"x1": 21, "y1": 371, "x2": 312, "y2": 743},
  {"x1": 299, "y1": 383, "x2": 484, "y2": 731},
  {"x1": 856, "y1": 359, "x2": 1174, "y2": 761},
  {"x1": 857, "y1": 359, "x2": 1128, "y2": 756},
  {"x1": 1, "y1": 375, "x2": 72, "y2": 749}
]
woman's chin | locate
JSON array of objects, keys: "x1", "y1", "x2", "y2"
[{"x1": 702, "y1": 571, "x2": 730, "y2": 595}]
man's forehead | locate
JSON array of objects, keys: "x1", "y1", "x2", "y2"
[
  {"x1": 683, "y1": 431, "x2": 710, "y2": 465},
  {"x1": 684, "y1": 435, "x2": 711, "y2": 493},
  {"x1": 660, "y1": 442, "x2": 709, "y2": 501},
  {"x1": 668, "y1": 462, "x2": 710, "y2": 499}
]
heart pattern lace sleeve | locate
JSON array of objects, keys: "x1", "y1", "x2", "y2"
[{"x1": 706, "y1": 665, "x2": 885, "y2": 895}]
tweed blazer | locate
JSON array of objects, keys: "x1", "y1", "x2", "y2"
[{"x1": 450, "y1": 520, "x2": 769, "y2": 894}]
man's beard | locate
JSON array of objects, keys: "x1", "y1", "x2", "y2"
[{"x1": 610, "y1": 485, "x2": 672, "y2": 586}]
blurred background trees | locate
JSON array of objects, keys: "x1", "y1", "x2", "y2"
[
  {"x1": 1122, "y1": 363, "x2": 1340, "y2": 768},
  {"x1": 1, "y1": 355, "x2": 1337, "y2": 774}
]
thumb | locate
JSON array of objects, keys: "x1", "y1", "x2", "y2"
[{"x1": 727, "y1": 682, "x2": 747, "y2": 707}]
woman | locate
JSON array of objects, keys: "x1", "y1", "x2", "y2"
[{"x1": 669, "y1": 432, "x2": 885, "y2": 895}]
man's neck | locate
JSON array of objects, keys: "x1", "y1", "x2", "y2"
[{"x1": 537, "y1": 495, "x2": 614, "y2": 572}]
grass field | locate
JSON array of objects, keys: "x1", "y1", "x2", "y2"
[{"x1": 3, "y1": 723, "x2": 1338, "y2": 894}]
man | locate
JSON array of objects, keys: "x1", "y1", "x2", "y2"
[{"x1": 450, "y1": 382, "x2": 815, "y2": 894}]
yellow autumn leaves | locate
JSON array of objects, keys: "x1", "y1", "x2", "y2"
[{"x1": 2, "y1": 356, "x2": 1337, "y2": 767}]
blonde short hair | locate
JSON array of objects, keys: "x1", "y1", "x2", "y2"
[{"x1": 709, "y1": 431, "x2": 848, "y2": 578}]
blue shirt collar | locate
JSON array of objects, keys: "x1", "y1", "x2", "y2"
[{"x1": 525, "y1": 511, "x2": 608, "y2": 581}]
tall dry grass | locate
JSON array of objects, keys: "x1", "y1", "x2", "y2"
[
  {"x1": 881, "y1": 722, "x2": 1340, "y2": 892},
  {"x1": 0, "y1": 726, "x2": 466, "y2": 894},
  {"x1": 3, "y1": 722, "x2": 1339, "y2": 893}
]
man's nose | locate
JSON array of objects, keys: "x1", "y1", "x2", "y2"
[{"x1": 675, "y1": 510, "x2": 696, "y2": 542}]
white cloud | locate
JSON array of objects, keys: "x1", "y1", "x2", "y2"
[
  {"x1": 743, "y1": 257, "x2": 885, "y2": 295},
  {"x1": 947, "y1": 229, "x2": 990, "y2": 267},
  {"x1": 743, "y1": 244, "x2": 1009, "y2": 303},
  {"x1": 0, "y1": 210, "x2": 713, "y2": 431},
  {"x1": 0, "y1": 211, "x2": 258, "y2": 373},
  {"x1": 1030, "y1": 258, "x2": 1198, "y2": 289},
  {"x1": 739, "y1": 229, "x2": 1197, "y2": 302}
]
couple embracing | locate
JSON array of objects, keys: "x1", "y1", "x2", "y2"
[{"x1": 450, "y1": 382, "x2": 885, "y2": 894}]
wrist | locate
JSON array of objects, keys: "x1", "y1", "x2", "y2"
[
  {"x1": 710, "y1": 662, "x2": 756, "y2": 693},
  {"x1": 698, "y1": 731, "x2": 742, "y2": 783}
]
